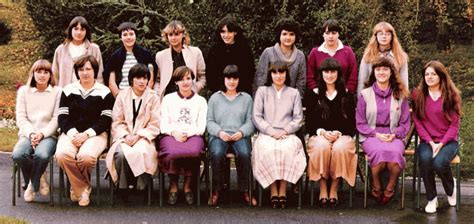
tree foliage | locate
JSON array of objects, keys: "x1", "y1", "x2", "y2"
[{"x1": 25, "y1": 0, "x2": 472, "y2": 96}]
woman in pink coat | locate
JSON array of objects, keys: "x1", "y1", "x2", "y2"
[{"x1": 106, "y1": 64, "x2": 160, "y2": 202}]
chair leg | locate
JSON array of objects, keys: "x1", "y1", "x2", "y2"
[
  {"x1": 417, "y1": 161, "x2": 421, "y2": 209},
  {"x1": 59, "y1": 167, "x2": 64, "y2": 205},
  {"x1": 49, "y1": 160, "x2": 54, "y2": 206},
  {"x1": 159, "y1": 172, "x2": 163, "y2": 207},
  {"x1": 258, "y1": 184, "x2": 262, "y2": 207},
  {"x1": 411, "y1": 152, "x2": 417, "y2": 201},
  {"x1": 17, "y1": 163, "x2": 21, "y2": 198},
  {"x1": 248, "y1": 168, "x2": 253, "y2": 207},
  {"x1": 401, "y1": 169, "x2": 405, "y2": 210},
  {"x1": 12, "y1": 162, "x2": 17, "y2": 206},
  {"x1": 298, "y1": 177, "x2": 302, "y2": 209},
  {"x1": 109, "y1": 176, "x2": 114, "y2": 206},
  {"x1": 208, "y1": 159, "x2": 213, "y2": 206},
  {"x1": 310, "y1": 181, "x2": 314, "y2": 207},
  {"x1": 456, "y1": 163, "x2": 460, "y2": 211},
  {"x1": 197, "y1": 164, "x2": 201, "y2": 206},
  {"x1": 148, "y1": 175, "x2": 152, "y2": 206},
  {"x1": 349, "y1": 185, "x2": 353, "y2": 208},
  {"x1": 96, "y1": 157, "x2": 100, "y2": 205},
  {"x1": 364, "y1": 158, "x2": 368, "y2": 208}
]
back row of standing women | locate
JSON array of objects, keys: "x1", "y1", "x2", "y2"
[{"x1": 13, "y1": 15, "x2": 461, "y2": 214}]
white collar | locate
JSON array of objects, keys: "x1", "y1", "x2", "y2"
[
  {"x1": 31, "y1": 85, "x2": 53, "y2": 93},
  {"x1": 318, "y1": 40, "x2": 344, "y2": 54}
]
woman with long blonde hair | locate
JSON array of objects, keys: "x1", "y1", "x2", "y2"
[{"x1": 358, "y1": 22, "x2": 408, "y2": 95}]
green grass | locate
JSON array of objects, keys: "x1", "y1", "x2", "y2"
[
  {"x1": 0, "y1": 216, "x2": 28, "y2": 224},
  {"x1": 0, "y1": 127, "x2": 18, "y2": 152}
]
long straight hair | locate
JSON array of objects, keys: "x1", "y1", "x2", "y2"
[
  {"x1": 362, "y1": 22, "x2": 408, "y2": 69},
  {"x1": 317, "y1": 58, "x2": 350, "y2": 120},
  {"x1": 413, "y1": 60, "x2": 461, "y2": 121}
]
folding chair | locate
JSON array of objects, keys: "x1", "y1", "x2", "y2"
[{"x1": 12, "y1": 157, "x2": 54, "y2": 206}]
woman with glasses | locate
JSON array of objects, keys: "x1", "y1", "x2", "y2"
[
  {"x1": 358, "y1": 22, "x2": 409, "y2": 95},
  {"x1": 252, "y1": 61, "x2": 306, "y2": 209},
  {"x1": 307, "y1": 19, "x2": 358, "y2": 93},
  {"x1": 155, "y1": 20, "x2": 206, "y2": 100},
  {"x1": 413, "y1": 61, "x2": 461, "y2": 213}
]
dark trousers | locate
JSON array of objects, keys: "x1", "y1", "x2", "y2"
[{"x1": 209, "y1": 136, "x2": 251, "y2": 192}]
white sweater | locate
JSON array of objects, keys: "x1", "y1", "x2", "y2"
[
  {"x1": 15, "y1": 85, "x2": 62, "y2": 138},
  {"x1": 160, "y1": 92, "x2": 207, "y2": 137}
]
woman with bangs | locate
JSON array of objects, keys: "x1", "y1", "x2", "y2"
[
  {"x1": 159, "y1": 66, "x2": 207, "y2": 205},
  {"x1": 412, "y1": 61, "x2": 461, "y2": 213},
  {"x1": 206, "y1": 16, "x2": 255, "y2": 94},
  {"x1": 356, "y1": 57, "x2": 410, "y2": 205},
  {"x1": 307, "y1": 19, "x2": 358, "y2": 93},
  {"x1": 207, "y1": 65, "x2": 256, "y2": 206},
  {"x1": 12, "y1": 59, "x2": 61, "y2": 202},
  {"x1": 252, "y1": 61, "x2": 306, "y2": 209},
  {"x1": 155, "y1": 20, "x2": 206, "y2": 100},
  {"x1": 358, "y1": 22, "x2": 409, "y2": 95},
  {"x1": 52, "y1": 16, "x2": 104, "y2": 87},
  {"x1": 106, "y1": 64, "x2": 160, "y2": 202},
  {"x1": 305, "y1": 58, "x2": 356, "y2": 207},
  {"x1": 254, "y1": 18, "x2": 306, "y2": 97}
]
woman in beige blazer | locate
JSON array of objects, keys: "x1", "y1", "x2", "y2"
[
  {"x1": 106, "y1": 64, "x2": 160, "y2": 202},
  {"x1": 155, "y1": 20, "x2": 206, "y2": 100}
]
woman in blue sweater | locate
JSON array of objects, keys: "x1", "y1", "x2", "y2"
[{"x1": 207, "y1": 65, "x2": 256, "y2": 206}]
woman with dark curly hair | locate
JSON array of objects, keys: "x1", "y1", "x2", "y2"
[{"x1": 206, "y1": 16, "x2": 255, "y2": 94}]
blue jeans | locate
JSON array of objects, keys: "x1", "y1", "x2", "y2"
[
  {"x1": 12, "y1": 136, "x2": 57, "y2": 192},
  {"x1": 418, "y1": 141, "x2": 458, "y2": 200},
  {"x1": 209, "y1": 136, "x2": 251, "y2": 192}
]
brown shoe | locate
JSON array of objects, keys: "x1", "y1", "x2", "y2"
[
  {"x1": 242, "y1": 192, "x2": 257, "y2": 206},
  {"x1": 208, "y1": 191, "x2": 219, "y2": 206}
]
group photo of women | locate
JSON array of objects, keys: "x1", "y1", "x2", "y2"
[{"x1": 12, "y1": 14, "x2": 462, "y2": 214}]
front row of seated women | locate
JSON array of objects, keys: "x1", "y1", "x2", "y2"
[{"x1": 13, "y1": 55, "x2": 460, "y2": 213}]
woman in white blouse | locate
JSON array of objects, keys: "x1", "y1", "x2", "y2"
[{"x1": 159, "y1": 66, "x2": 207, "y2": 205}]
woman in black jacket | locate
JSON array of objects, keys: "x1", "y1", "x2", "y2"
[
  {"x1": 206, "y1": 16, "x2": 255, "y2": 95},
  {"x1": 103, "y1": 22, "x2": 157, "y2": 97}
]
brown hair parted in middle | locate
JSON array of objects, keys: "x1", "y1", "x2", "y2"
[
  {"x1": 65, "y1": 16, "x2": 91, "y2": 43},
  {"x1": 413, "y1": 60, "x2": 462, "y2": 121},
  {"x1": 27, "y1": 59, "x2": 56, "y2": 88},
  {"x1": 171, "y1": 66, "x2": 195, "y2": 84},
  {"x1": 264, "y1": 61, "x2": 291, "y2": 86},
  {"x1": 73, "y1": 55, "x2": 99, "y2": 80},
  {"x1": 364, "y1": 57, "x2": 408, "y2": 100}
]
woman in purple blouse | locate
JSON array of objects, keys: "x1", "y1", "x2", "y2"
[
  {"x1": 356, "y1": 57, "x2": 410, "y2": 205},
  {"x1": 412, "y1": 61, "x2": 461, "y2": 213}
]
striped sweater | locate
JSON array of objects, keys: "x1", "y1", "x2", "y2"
[{"x1": 58, "y1": 81, "x2": 114, "y2": 137}]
